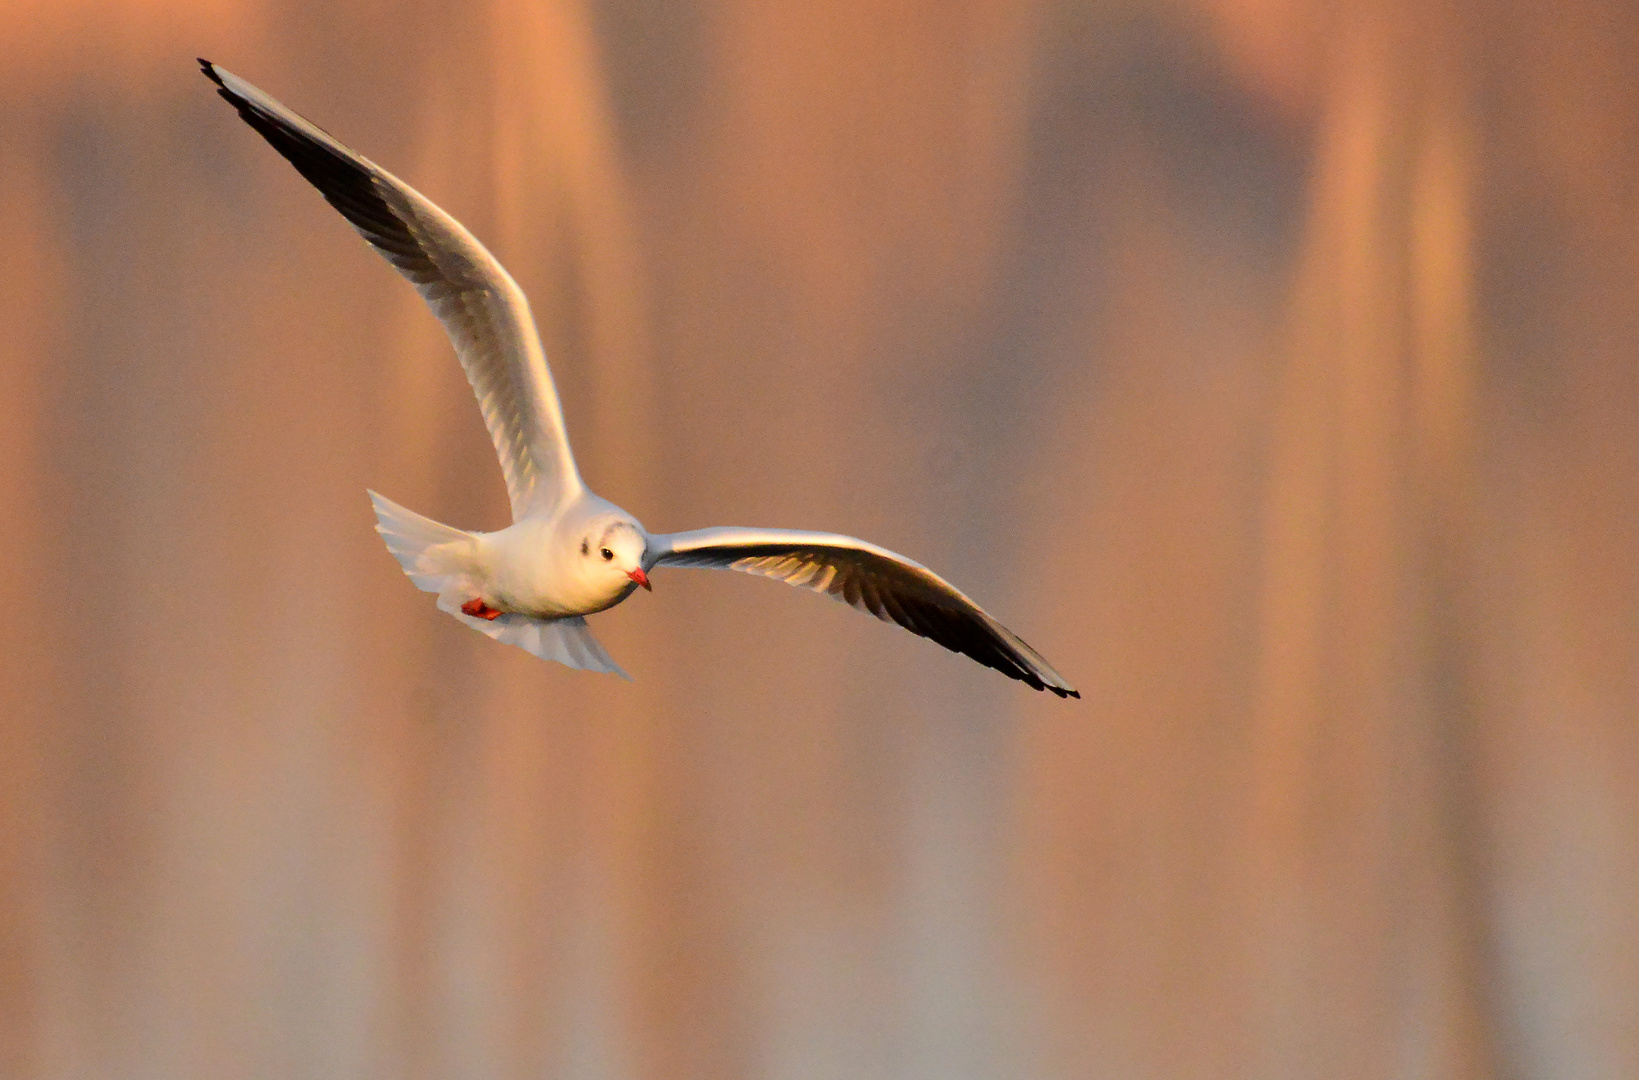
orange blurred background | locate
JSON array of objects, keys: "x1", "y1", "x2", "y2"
[{"x1": 2, "y1": 1, "x2": 1637, "y2": 1077}]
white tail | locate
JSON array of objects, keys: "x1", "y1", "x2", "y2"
[
  {"x1": 367, "y1": 490, "x2": 629, "y2": 679},
  {"x1": 367, "y1": 489, "x2": 475, "y2": 593}
]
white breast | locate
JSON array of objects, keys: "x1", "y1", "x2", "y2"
[{"x1": 478, "y1": 519, "x2": 631, "y2": 618}]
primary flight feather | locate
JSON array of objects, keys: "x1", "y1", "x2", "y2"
[{"x1": 201, "y1": 60, "x2": 1078, "y2": 698}]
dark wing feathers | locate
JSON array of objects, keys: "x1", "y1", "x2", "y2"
[
  {"x1": 201, "y1": 62, "x2": 431, "y2": 278},
  {"x1": 653, "y1": 529, "x2": 1078, "y2": 697}
]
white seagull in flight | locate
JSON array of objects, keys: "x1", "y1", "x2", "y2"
[{"x1": 201, "y1": 60, "x2": 1078, "y2": 698}]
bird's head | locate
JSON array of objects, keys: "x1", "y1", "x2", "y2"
[{"x1": 580, "y1": 518, "x2": 651, "y2": 591}]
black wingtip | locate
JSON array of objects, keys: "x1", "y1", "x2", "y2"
[
  {"x1": 1032, "y1": 678, "x2": 1079, "y2": 699},
  {"x1": 198, "y1": 59, "x2": 238, "y2": 108}
]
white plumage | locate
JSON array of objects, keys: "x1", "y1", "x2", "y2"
[{"x1": 202, "y1": 60, "x2": 1078, "y2": 698}]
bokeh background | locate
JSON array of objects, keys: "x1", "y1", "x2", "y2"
[{"x1": 3, "y1": 0, "x2": 1638, "y2": 1077}]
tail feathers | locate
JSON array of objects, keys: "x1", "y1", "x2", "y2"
[
  {"x1": 369, "y1": 490, "x2": 629, "y2": 679},
  {"x1": 368, "y1": 489, "x2": 475, "y2": 593}
]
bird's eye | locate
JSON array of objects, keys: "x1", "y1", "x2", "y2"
[{"x1": 601, "y1": 548, "x2": 614, "y2": 561}]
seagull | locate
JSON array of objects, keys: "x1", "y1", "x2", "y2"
[{"x1": 200, "y1": 60, "x2": 1079, "y2": 698}]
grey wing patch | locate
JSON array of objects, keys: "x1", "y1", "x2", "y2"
[
  {"x1": 730, "y1": 553, "x2": 843, "y2": 593},
  {"x1": 656, "y1": 532, "x2": 1078, "y2": 698}
]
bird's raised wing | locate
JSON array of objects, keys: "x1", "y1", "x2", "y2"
[
  {"x1": 201, "y1": 60, "x2": 582, "y2": 521},
  {"x1": 649, "y1": 527, "x2": 1078, "y2": 697}
]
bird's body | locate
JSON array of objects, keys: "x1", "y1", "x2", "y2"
[
  {"x1": 202, "y1": 59, "x2": 1079, "y2": 697},
  {"x1": 475, "y1": 498, "x2": 646, "y2": 618}
]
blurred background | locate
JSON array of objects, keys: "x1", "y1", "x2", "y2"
[{"x1": 2, "y1": 0, "x2": 1637, "y2": 1077}]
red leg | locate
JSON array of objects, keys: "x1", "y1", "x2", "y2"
[{"x1": 461, "y1": 598, "x2": 503, "y2": 620}]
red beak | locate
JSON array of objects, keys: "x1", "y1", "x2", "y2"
[{"x1": 628, "y1": 567, "x2": 652, "y2": 591}]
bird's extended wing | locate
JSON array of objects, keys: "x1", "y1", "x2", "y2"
[
  {"x1": 650, "y1": 527, "x2": 1078, "y2": 697},
  {"x1": 201, "y1": 60, "x2": 582, "y2": 520}
]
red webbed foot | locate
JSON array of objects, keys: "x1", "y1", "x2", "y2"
[{"x1": 461, "y1": 598, "x2": 503, "y2": 620}]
